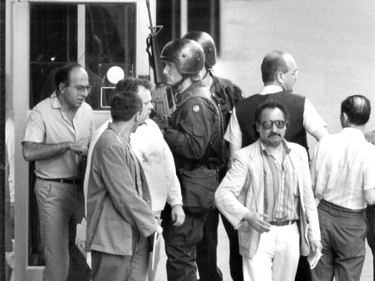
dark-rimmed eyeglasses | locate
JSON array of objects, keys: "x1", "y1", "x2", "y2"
[
  {"x1": 69, "y1": 84, "x2": 92, "y2": 94},
  {"x1": 259, "y1": 120, "x2": 286, "y2": 130}
]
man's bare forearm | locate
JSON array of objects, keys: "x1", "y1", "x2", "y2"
[{"x1": 22, "y1": 141, "x2": 71, "y2": 161}]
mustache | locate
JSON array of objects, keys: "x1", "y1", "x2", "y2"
[{"x1": 268, "y1": 132, "x2": 281, "y2": 138}]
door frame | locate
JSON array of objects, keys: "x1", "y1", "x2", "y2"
[{"x1": 11, "y1": 1, "x2": 154, "y2": 279}]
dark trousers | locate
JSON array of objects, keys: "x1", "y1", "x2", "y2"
[
  {"x1": 311, "y1": 200, "x2": 367, "y2": 281},
  {"x1": 367, "y1": 204, "x2": 375, "y2": 281},
  {"x1": 162, "y1": 205, "x2": 207, "y2": 281},
  {"x1": 196, "y1": 208, "x2": 243, "y2": 281},
  {"x1": 196, "y1": 208, "x2": 223, "y2": 281},
  {"x1": 220, "y1": 213, "x2": 243, "y2": 281},
  {"x1": 294, "y1": 256, "x2": 311, "y2": 281}
]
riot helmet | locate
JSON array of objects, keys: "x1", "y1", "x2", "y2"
[
  {"x1": 182, "y1": 31, "x2": 217, "y2": 69},
  {"x1": 160, "y1": 38, "x2": 204, "y2": 76}
]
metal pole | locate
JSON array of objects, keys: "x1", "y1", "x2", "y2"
[{"x1": 0, "y1": 0, "x2": 6, "y2": 279}]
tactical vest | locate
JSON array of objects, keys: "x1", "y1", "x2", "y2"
[
  {"x1": 171, "y1": 84, "x2": 227, "y2": 169},
  {"x1": 236, "y1": 92, "x2": 308, "y2": 153}
]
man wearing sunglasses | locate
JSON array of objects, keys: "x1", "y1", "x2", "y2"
[
  {"x1": 224, "y1": 50, "x2": 328, "y2": 281},
  {"x1": 22, "y1": 63, "x2": 94, "y2": 281},
  {"x1": 215, "y1": 100, "x2": 322, "y2": 281}
]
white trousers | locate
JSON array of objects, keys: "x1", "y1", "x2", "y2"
[{"x1": 242, "y1": 223, "x2": 300, "y2": 281}]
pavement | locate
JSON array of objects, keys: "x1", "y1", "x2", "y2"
[{"x1": 154, "y1": 217, "x2": 374, "y2": 281}]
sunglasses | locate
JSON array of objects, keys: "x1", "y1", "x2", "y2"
[{"x1": 259, "y1": 120, "x2": 286, "y2": 130}]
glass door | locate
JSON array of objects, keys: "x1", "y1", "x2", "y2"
[{"x1": 10, "y1": 1, "x2": 154, "y2": 279}]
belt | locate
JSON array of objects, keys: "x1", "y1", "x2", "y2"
[
  {"x1": 269, "y1": 220, "x2": 298, "y2": 226},
  {"x1": 37, "y1": 177, "x2": 81, "y2": 185},
  {"x1": 320, "y1": 199, "x2": 365, "y2": 214}
]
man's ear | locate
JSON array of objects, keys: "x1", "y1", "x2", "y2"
[
  {"x1": 275, "y1": 72, "x2": 283, "y2": 84},
  {"x1": 58, "y1": 82, "x2": 66, "y2": 93},
  {"x1": 134, "y1": 111, "x2": 140, "y2": 123},
  {"x1": 255, "y1": 121, "x2": 261, "y2": 133},
  {"x1": 340, "y1": 112, "x2": 348, "y2": 127}
]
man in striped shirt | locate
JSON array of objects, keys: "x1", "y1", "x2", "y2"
[{"x1": 215, "y1": 100, "x2": 321, "y2": 281}]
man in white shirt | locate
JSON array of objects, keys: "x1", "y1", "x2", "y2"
[
  {"x1": 84, "y1": 77, "x2": 185, "y2": 222},
  {"x1": 225, "y1": 50, "x2": 328, "y2": 159},
  {"x1": 365, "y1": 129, "x2": 375, "y2": 278},
  {"x1": 311, "y1": 95, "x2": 375, "y2": 281}
]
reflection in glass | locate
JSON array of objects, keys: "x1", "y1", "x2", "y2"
[{"x1": 85, "y1": 5, "x2": 135, "y2": 110}]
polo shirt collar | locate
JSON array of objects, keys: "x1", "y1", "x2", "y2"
[
  {"x1": 341, "y1": 127, "x2": 365, "y2": 139},
  {"x1": 50, "y1": 91, "x2": 62, "y2": 109}
]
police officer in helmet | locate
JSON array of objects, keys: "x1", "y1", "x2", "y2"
[
  {"x1": 160, "y1": 38, "x2": 225, "y2": 281},
  {"x1": 182, "y1": 31, "x2": 244, "y2": 281}
]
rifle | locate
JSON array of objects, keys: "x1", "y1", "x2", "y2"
[
  {"x1": 146, "y1": 0, "x2": 164, "y2": 85},
  {"x1": 145, "y1": 0, "x2": 176, "y2": 122}
]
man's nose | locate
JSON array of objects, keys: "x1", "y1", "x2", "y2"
[{"x1": 80, "y1": 89, "x2": 89, "y2": 97}]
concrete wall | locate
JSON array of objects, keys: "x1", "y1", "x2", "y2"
[{"x1": 216, "y1": 0, "x2": 375, "y2": 154}]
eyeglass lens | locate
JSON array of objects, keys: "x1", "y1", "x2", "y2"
[
  {"x1": 261, "y1": 120, "x2": 286, "y2": 130},
  {"x1": 74, "y1": 85, "x2": 92, "y2": 93}
]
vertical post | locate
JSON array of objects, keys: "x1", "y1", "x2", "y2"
[
  {"x1": 0, "y1": 0, "x2": 6, "y2": 280},
  {"x1": 180, "y1": 0, "x2": 187, "y2": 36}
]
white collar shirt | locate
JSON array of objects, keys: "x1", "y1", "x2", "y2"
[{"x1": 312, "y1": 127, "x2": 375, "y2": 209}]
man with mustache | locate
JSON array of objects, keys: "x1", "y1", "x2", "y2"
[
  {"x1": 224, "y1": 50, "x2": 328, "y2": 280},
  {"x1": 215, "y1": 100, "x2": 322, "y2": 281}
]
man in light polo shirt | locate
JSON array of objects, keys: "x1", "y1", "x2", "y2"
[
  {"x1": 22, "y1": 63, "x2": 95, "y2": 281},
  {"x1": 311, "y1": 95, "x2": 375, "y2": 281}
]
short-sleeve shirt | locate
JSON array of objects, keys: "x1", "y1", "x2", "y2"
[
  {"x1": 23, "y1": 92, "x2": 95, "y2": 178},
  {"x1": 311, "y1": 128, "x2": 375, "y2": 209}
]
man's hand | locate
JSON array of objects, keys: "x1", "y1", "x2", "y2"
[
  {"x1": 243, "y1": 211, "x2": 271, "y2": 233},
  {"x1": 69, "y1": 142, "x2": 88, "y2": 157},
  {"x1": 171, "y1": 204, "x2": 185, "y2": 226},
  {"x1": 310, "y1": 239, "x2": 323, "y2": 254}
]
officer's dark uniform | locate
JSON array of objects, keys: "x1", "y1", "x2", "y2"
[
  {"x1": 162, "y1": 80, "x2": 223, "y2": 281},
  {"x1": 196, "y1": 73, "x2": 244, "y2": 281}
]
